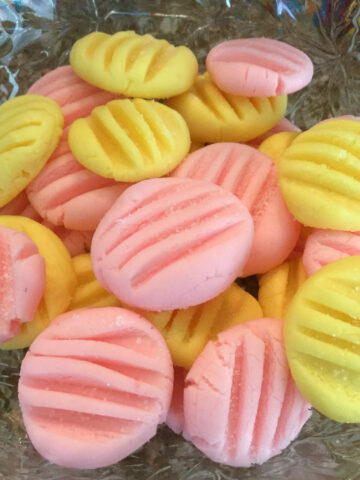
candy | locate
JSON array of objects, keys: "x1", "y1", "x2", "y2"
[
  {"x1": 0, "y1": 216, "x2": 76, "y2": 350},
  {"x1": 18, "y1": 307, "x2": 173, "y2": 469},
  {"x1": 0, "y1": 226, "x2": 45, "y2": 344},
  {"x1": 303, "y1": 229, "x2": 360, "y2": 276},
  {"x1": 27, "y1": 152, "x2": 128, "y2": 231},
  {"x1": 248, "y1": 117, "x2": 301, "y2": 147},
  {"x1": 91, "y1": 177, "x2": 254, "y2": 311},
  {"x1": 206, "y1": 38, "x2": 313, "y2": 97},
  {"x1": 285, "y1": 255, "x2": 360, "y2": 422},
  {"x1": 166, "y1": 73, "x2": 287, "y2": 143},
  {"x1": 69, "y1": 254, "x2": 121, "y2": 310},
  {"x1": 172, "y1": 143, "x2": 301, "y2": 276},
  {"x1": 279, "y1": 119, "x2": 360, "y2": 230},
  {"x1": 69, "y1": 98, "x2": 190, "y2": 182},
  {"x1": 184, "y1": 318, "x2": 311, "y2": 467},
  {"x1": 42, "y1": 223, "x2": 93, "y2": 257},
  {"x1": 258, "y1": 131, "x2": 299, "y2": 164},
  {"x1": 0, "y1": 95, "x2": 63, "y2": 207},
  {"x1": 258, "y1": 258, "x2": 307, "y2": 318},
  {"x1": 166, "y1": 366, "x2": 187, "y2": 435},
  {"x1": 141, "y1": 283, "x2": 262, "y2": 369},
  {"x1": 70, "y1": 31, "x2": 198, "y2": 98},
  {"x1": 0, "y1": 191, "x2": 41, "y2": 221}
]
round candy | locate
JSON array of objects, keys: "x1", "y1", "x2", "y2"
[
  {"x1": 69, "y1": 254, "x2": 121, "y2": 310},
  {"x1": 0, "y1": 216, "x2": 76, "y2": 350},
  {"x1": 0, "y1": 95, "x2": 63, "y2": 207},
  {"x1": 140, "y1": 283, "x2": 262, "y2": 369},
  {"x1": 206, "y1": 37, "x2": 313, "y2": 97},
  {"x1": 285, "y1": 255, "x2": 360, "y2": 422},
  {"x1": 69, "y1": 98, "x2": 190, "y2": 182},
  {"x1": 91, "y1": 177, "x2": 254, "y2": 311},
  {"x1": 258, "y1": 258, "x2": 307, "y2": 319},
  {"x1": 303, "y1": 228, "x2": 360, "y2": 276},
  {"x1": 27, "y1": 151, "x2": 128, "y2": 231},
  {"x1": 0, "y1": 226, "x2": 45, "y2": 344},
  {"x1": 28, "y1": 65, "x2": 119, "y2": 128},
  {"x1": 258, "y1": 131, "x2": 299, "y2": 164},
  {"x1": 18, "y1": 307, "x2": 173, "y2": 469},
  {"x1": 70, "y1": 31, "x2": 198, "y2": 98},
  {"x1": 184, "y1": 318, "x2": 311, "y2": 467},
  {"x1": 167, "y1": 73, "x2": 287, "y2": 143},
  {"x1": 248, "y1": 117, "x2": 301, "y2": 147},
  {"x1": 166, "y1": 366, "x2": 187, "y2": 435},
  {"x1": 279, "y1": 119, "x2": 360, "y2": 230},
  {"x1": 172, "y1": 143, "x2": 301, "y2": 276}
]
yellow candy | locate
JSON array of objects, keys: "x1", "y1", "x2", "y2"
[
  {"x1": 258, "y1": 258, "x2": 307, "y2": 319},
  {"x1": 70, "y1": 31, "x2": 198, "y2": 98},
  {"x1": 68, "y1": 98, "x2": 190, "y2": 182},
  {"x1": 0, "y1": 95, "x2": 63, "y2": 207},
  {"x1": 166, "y1": 73, "x2": 287, "y2": 143},
  {"x1": 0, "y1": 216, "x2": 76, "y2": 349},
  {"x1": 258, "y1": 131, "x2": 299, "y2": 164},
  {"x1": 279, "y1": 119, "x2": 360, "y2": 230},
  {"x1": 69, "y1": 254, "x2": 121, "y2": 310},
  {"x1": 189, "y1": 141, "x2": 205, "y2": 153},
  {"x1": 285, "y1": 255, "x2": 360, "y2": 422},
  {"x1": 139, "y1": 283, "x2": 262, "y2": 369}
]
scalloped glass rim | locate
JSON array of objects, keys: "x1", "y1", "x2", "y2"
[{"x1": 1, "y1": 0, "x2": 360, "y2": 478}]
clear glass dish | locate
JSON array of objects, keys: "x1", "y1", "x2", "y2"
[{"x1": 1, "y1": 0, "x2": 360, "y2": 478}]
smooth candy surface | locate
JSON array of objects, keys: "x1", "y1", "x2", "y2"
[
  {"x1": 18, "y1": 307, "x2": 173, "y2": 469},
  {"x1": 167, "y1": 73, "x2": 287, "y2": 143},
  {"x1": 303, "y1": 229, "x2": 360, "y2": 276},
  {"x1": 27, "y1": 152, "x2": 128, "y2": 231},
  {"x1": 279, "y1": 119, "x2": 360, "y2": 230},
  {"x1": 69, "y1": 98, "x2": 190, "y2": 182},
  {"x1": 206, "y1": 37, "x2": 313, "y2": 97},
  {"x1": 70, "y1": 31, "x2": 198, "y2": 98},
  {"x1": 0, "y1": 95, "x2": 63, "y2": 207},
  {"x1": 258, "y1": 258, "x2": 307, "y2": 319},
  {"x1": 91, "y1": 177, "x2": 254, "y2": 311},
  {"x1": 140, "y1": 283, "x2": 262, "y2": 369},
  {"x1": 166, "y1": 367, "x2": 187, "y2": 435},
  {"x1": 173, "y1": 143, "x2": 301, "y2": 276},
  {"x1": 285, "y1": 255, "x2": 360, "y2": 422},
  {"x1": 69, "y1": 254, "x2": 121, "y2": 310},
  {"x1": 0, "y1": 226, "x2": 45, "y2": 344},
  {"x1": 0, "y1": 216, "x2": 76, "y2": 350},
  {"x1": 258, "y1": 131, "x2": 299, "y2": 164},
  {"x1": 184, "y1": 318, "x2": 311, "y2": 467}
]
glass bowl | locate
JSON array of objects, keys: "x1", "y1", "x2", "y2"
[{"x1": 1, "y1": 1, "x2": 360, "y2": 478}]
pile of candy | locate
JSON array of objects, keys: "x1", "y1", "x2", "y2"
[{"x1": 0, "y1": 30, "x2": 358, "y2": 471}]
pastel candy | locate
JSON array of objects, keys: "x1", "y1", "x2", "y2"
[
  {"x1": 91, "y1": 177, "x2": 254, "y2": 311},
  {"x1": 258, "y1": 131, "x2": 299, "y2": 165},
  {"x1": 167, "y1": 74, "x2": 287, "y2": 143},
  {"x1": 166, "y1": 367, "x2": 187, "y2": 435},
  {"x1": 18, "y1": 307, "x2": 173, "y2": 469},
  {"x1": 27, "y1": 152, "x2": 128, "y2": 231},
  {"x1": 279, "y1": 119, "x2": 360, "y2": 230},
  {"x1": 184, "y1": 318, "x2": 311, "y2": 467},
  {"x1": 27, "y1": 66, "x2": 119, "y2": 128},
  {"x1": 69, "y1": 98, "x2": 190, "y2": 182},
  {"x1": 70, "y1": 31, "x2": 198, "y2": 98},
  {"x1": 172, "y1": 143, "x2": 301, "y2": 276},
  {"x1": 69, "y1": 254, "x2": 121, "y2": 310},
  {"x1": 0, "y1": 191, "x2": 42, "y2": 221},
  {"x1": 140, "y1": 283, "x2": 262, "y2": 369},
  {"x1": 284, "y1": 255, "x2": 360, "y2": 422},
  {"x1": 43, "y1": 223, "x2": 93, "y2": 257},
  {"x1": 0, "y1": 216, "x2": 76, "y2": 350},
  {"x1": 248, "y1": 117, "x2": 301, "y2": 147},
  {"x1": 287, "y1": 226, "x2": 313, "y2": 261},
  {"x1": 0, "y1": 95, "x2": 63, "y2": 207},
  {"x1": 258, "y1": 258, "x2": 307, "y2": 319},
  {"x1": 303, "y1": 229, "x2": 360, "y2": 276},
  {"x1": 0, "y1": 226, "x2": 46, "y2": 344},
  {"x1": 206, "y1": 38, "x2": 313, "y2": 97}
]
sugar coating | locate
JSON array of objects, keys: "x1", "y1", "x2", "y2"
[
  {"x1": 303, "y1": 228, "x2": 360, "y2": 276},
  {"x1": 0, "y1": 226, "x2": 46, "y2": 344},
  {"x1": 172, "y1": 143, "x2": 301, "y2": 276},
  {"x1": 184, "y1": 318, "x2": 311, "y2": 467},
  {"x1": 206, "y1": 37, "x2": 313, "y2": 97},
  {"x1": 91, "y1": 177, "x2": 254, "y2": 311},
  {"x1": 18, "y1": 307, "x2": 173, "y2": 469}
]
